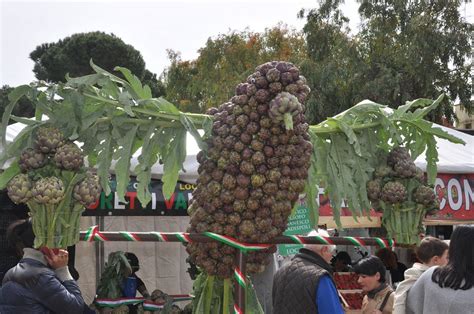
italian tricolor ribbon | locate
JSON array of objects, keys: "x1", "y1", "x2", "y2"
[
  {"x1": 83, "y1": 225, "x2": 108, "y2": 242},
  {"x1": 150, "y1": 232, "x2": 192, "y2": 243},
  {"x1": 374, "y1": 237, "x2": 394, "y2": 248},
  {"x1": 307, "y1": 235, "x2": 335, "y2": 245},
  {"x1": 119, "y1": 231, "x2": 141, "y2": 242},
  {"x1": 233, "y1": 267, "x2": 246, "y2": 288},
  {"x1": 288, "y1": 235, "x2": 306, "y2": 245},
  {"x1": 345, "y1": 236, "x2": 366, "y2": 247},
  {"x1": 143, "y1": 301, "x2": 164, "y2": 310},
  {"x1": 203, "y1": 232, "x2": 272, "y2": 253},
  {"x1": 234, "y1": 304, "x2": 243, "y2": 314},
  {"x1": 95, "y1": 297, "x2": 143, "y2": 308}
]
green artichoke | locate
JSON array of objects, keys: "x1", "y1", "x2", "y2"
[
  {"x1": 414, "y1": 168, "x2": 426, "y2": 184},
  {"x1": 53, "y1": 142, "x2": 84, "y2": 170},
  {"x1": 367, "y1": 179, "x2": 382, "y2": 201},
  {"x1": 387, "y1": 147, "x2": 411, "y2": 167},
  {"x1": 268, "y1": 92, "x2": 302, "y2": 122},
  {"x1": 34, "y1": 126, "x2": 65, "y2": 153},
  {"x1": 73, "y1": 174, "x2": 101, "y2": 206},
  {"x1": 414, "y1": 185, "x2": 436, "y2": 205},
  {"x1": 374, "y1": 165, "x2": 392, "y2": 178},
  {"x1": 393, "y1": 159, "x2": 417, "y2": 178},
  {"x1": 32, "y1": 177, "x2": 65, "y2": 204},
  {"x1": 381, "y1": 181, "x2": 407, "y2": 204},
  {"x1": 19, "y1": 148, "x2": 47, "y2": 172},
  {"x1": 7, "y1": 174, "x2": 33, "y2": 204}
]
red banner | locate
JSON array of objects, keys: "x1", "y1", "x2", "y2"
[
  {"x1": 314, "y1": 173, "x2": 474, "y2": 222},
  {"x1": 426, "y1": 173, "x2": 474, "y2": 221}
]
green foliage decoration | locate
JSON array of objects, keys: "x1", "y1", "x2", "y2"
[{"x1": 0, "y1": 63, "x2": 465, "y2": 236}]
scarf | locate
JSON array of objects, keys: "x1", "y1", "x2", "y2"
[{"x1": 367, "y1": 283, "x2": 387, "y2": 299}]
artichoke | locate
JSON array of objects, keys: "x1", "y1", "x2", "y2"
[
  {"x1": 393, "y1": 159, "x2": 417, "y2": 178},
  {"x1": 32, "y1": 177, "x2": 65, "y2": 204},
  {"x1": 374, "y1": 165, "x2": 392, "y2": 178},
  {"x1": 387, "y1": 146, "x2": 411, "y2": 167},
  {"x1": 414, "y1": 168, "x2": 426, "y2": 184},
  {"x1": 53, "y1": 142, "x2": 84, "y2": 170},
  {"x1": 367, "y1": 179, "x2": 382, "y2": 201},
  {"x1": 414, "y1": 185, "x2": 436, "y2": 205},
  {"x1": 381, "y1": 181, "x2": 407, "y2": 204},
  {"x1": 34, "y1": 126, "x2": 65, "y2": 153},
  {"x1": 7, "y1": 174, "x2": 33, "y2": 204},
  {"x1": 73, "y1": 174, "x2": 102, "y2": 206},
  {"x1": 19, "y1": 148, "x2": 47, "y2": 172},
  {"x1": 268, "y1": 92, "x2": 303, "y2": 123}
]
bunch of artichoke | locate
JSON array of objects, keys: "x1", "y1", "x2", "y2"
[
  {"x1": 366, "y1": 147, "x2": 438, "y2": 244},
  {"x1": 6, "y1": 125, "x2": 102, "y2": 248},
  {"x1": 186, "y1": 61, "x2": 312, "y2": 278}
]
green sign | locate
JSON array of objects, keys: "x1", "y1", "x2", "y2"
[{"x1": 278, "y1": 205, "x2": 313, "y2": 256}]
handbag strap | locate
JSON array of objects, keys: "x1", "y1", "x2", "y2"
[{"x1": 379, "y1": 291, "x2": 393, "y2": 311}]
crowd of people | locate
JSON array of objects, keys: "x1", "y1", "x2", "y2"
[
  {"x1": 0, "y1": 218, "x2": 473, "y2": 313},
  {"x1": 273, "y1": 225, "x2": 474, "y2": 314}
]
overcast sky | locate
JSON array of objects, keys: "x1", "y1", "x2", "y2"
[{"x1": 1, "y1": 0, "x2": 472, "y2": 87}]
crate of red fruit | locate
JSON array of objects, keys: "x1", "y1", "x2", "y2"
[
  {"x1": 335, "y1": 272, "x2": 364, "y2": 311},
  {"x1": 333, "y1": 272, "x2": 361, "y2": 290},
  {"x1": 340, "y1": 291, "x2": 364, "y2": 311}
]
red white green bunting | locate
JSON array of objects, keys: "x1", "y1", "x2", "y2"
[
  {"x1": 233, "y1": 267, "x2": 246, "y2": 288},
  {"x1": 388, "y1": 238, "x2": 395, "y2": 247},
  {"x1": 375, "y1": 237, "x2": 394, "y2": 248},
  {"x1": 143, "y1": 301, "x2": 164, "y2": 310},
  {"x1": 203, "y1": 232, "x2": 272, "y2": 253},
  {"x1": 307, "y1": 235, "x2": 334, "y2": 245},
  {"x1": 234, "y1": 304, "x2": 243, "y2": 314},
  {"x1": 288, "y1": 235, "x2": 306, "y2": 245},
  {"x1": 176, "y1": 233, "x2": 192, "y2": 243},
  {"x1": 95, "y1": 298, "x2": 143, "y2": 308},
  {"x1": 151, "y1": 231, "x2": 169, "y2": 242},
  {"x1": 345, "y1": 236, "x2": 366, "y2": 247},
  {"x1": 83, "y1": 225, "x2": 95, "y2": 242},
  {"x1": 119, "y1": 231, "x2": 141, "y2": 242},
  {"x1": 83, "y1": 225, "x2": 107, "y2": 242},
  {"x1": 150, "y1": 232, "x2": 192, "y2": 243},
  {"x1": 82, "y1": 226, "x2": 396, "y2": 248}
]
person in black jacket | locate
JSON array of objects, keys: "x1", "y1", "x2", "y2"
[
  {"x1": 272, "y1": 229, "x2": 345, "y2": 314},
  {"x1": 0, "y1": 219, "x2": 86, "y2": 314}
]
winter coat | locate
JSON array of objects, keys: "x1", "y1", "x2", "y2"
[
  {"x1": 393, "y1": 263, "x2": 429, "y2": 314},
  {"x1": 362, "y1": 284, "x2": 394, "y2": 314},
  {"x1": 406, "y1": 267, "x2": 474, "y2": 314},
  {"x1": 272, "y1": 248, "x2": 341, "y2": 314},
  {"x1": 0, "y1": 248, "x2": 85, "y2": 314}
]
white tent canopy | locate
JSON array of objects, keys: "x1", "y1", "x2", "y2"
[{"x1": 414, "y1": 125, "x2": 474, "y2": 173}]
